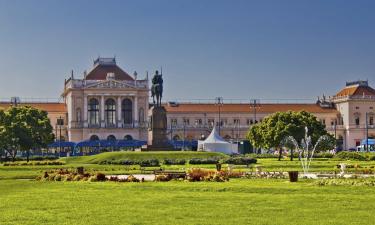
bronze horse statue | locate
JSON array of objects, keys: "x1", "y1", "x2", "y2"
[{"x1": 151, "y1": 70, "x2": 163, "y2": 107}]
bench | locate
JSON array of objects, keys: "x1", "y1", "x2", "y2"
[{"x1": 140, "y1": 167, "x2": 161, "y2": 174}]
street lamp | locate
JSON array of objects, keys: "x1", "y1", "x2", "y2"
[
  {"x1": 215, "y1": 97, "x2": 223, "y2": 135},
  {"x1": 365, "y1": 112, "x2": 369, "y2": 152},
  {"x1": 250, "y1": 99, "x2": 260, "y2": 124},
  {"x1": 56, "y1": 116, "x2": 64, "y2": 154}
]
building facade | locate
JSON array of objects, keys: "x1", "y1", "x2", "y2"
[
  {"x1": 164, "y1": 81, "x2": 375, "y2": 150},
  {"x1": 61, "y1": 57, "x2": 149, "y2": 142},
  {"x1": 1, "y1": 58, "x2": 374, "y2": 150}
]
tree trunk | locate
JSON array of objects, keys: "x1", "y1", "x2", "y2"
[
  {"x1": 26, "y1": 150, "x2": 30, "y2": 163},
  {"x1": 278, "y1": 148, "x2": 282, "y2": 161},
  {"x1": 290, "y1": 149, "x2": 294, "y2": 161}
]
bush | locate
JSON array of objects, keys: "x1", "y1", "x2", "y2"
[
  {"x1": 189, "y1": 158, "x2": 219, "y2": 165},
  {"x1": 163, "y1": 159, "x2": 186, "y2": 165},
  {"x1": 245, "y1": 153, "x2": 278, "y2": 158},
  {"x1": 95, "y1": 173, "x2": 107, "y2": 181},
  {"x1": 224, "y1": 157, "x2": 257, "y2": 165},
  {"x1": 3, "y1": 161, "x2": 64, "y2": 166},
  {"x1": 139, "y1": 159, "x2": 160, "y2": 167},
  {"x1": 155, "y1": 175, "x2": 172, "y2": 182},
  {"x1": 334, "y1": 151, "x2": 367, "y2": 161},
  {"x1": 187, "y1": 168, "x2": 212, "y2": 181},
  {"x1": 314, "y1": 152, "x2": 334, "y2": 158}
]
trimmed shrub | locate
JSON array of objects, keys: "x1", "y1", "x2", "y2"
[
  {"x1": 163, "y1": 159, "x2": 186, "y2": 165},
  {"x1": 245, "y1": 153, "x2": 278, "y2": 159},
  {"x1": 224, "y1": 157, "x2": 257, "y2": 165},
  {"x1": 189, "y1": 158, "x2": 219, "y2": 165},
  {"x1": 139, "y1": 159, "x2": 160, "y2": 167},
  {"x1": 334, "y1": 151, "x2": 367, "y2": 161},
  {"x1": 3, "y1": 161, "x2": 64, "y2": 166}
]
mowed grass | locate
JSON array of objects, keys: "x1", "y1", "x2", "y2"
[
  {"x1": 1, "y1": 179, "x2": 375, "y2": 225},
  {"x1": 62, "y1": 151, "x2": 228, "y2": 164}
]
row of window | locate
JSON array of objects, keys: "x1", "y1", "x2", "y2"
[
  {"x1": 354, "y1": 115, "x2": 374, "y2": 126},
  {"x1": 89, "y1": 134, "x2": 133, "y2": 141},
  {"x1": 83, "y1": 98, "x2": 144, "y2": 125},
  {"x1": 170, "y1": 118, "x2": 263, "y2": 126}
]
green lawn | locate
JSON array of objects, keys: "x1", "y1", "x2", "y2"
[
  {"x1": 62, "y1": 151, "x2": 228, "y2": 164},
  {"x1": 1, "y1": 179, "x2": 375, "y2": 225},
  {"x1": 2, "y1": 152, "x2": 375, "y2": 180}
]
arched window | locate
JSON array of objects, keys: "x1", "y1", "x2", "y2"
[
  {"x1": 76, "y1": 108, "x2": 81, "y2": 122},
  {"x1": 122, "y1": 99, "x2": 133, "y2": 124},
  {"x1": 139, "y1": 108, "x2": 145, "y2": 123},
  {"x1": 124, "y1": 135, "x2": 133, "y2": 140},
  {"x1": 90, "y1": 135, "x2": 99, "y2": 141},
  {"x1": 105, "y1": 98, "x2": 116, "y2": 126},
  {"x1": 107, "y1": 135, "x2": 116, "y2": 141},
  {"x1": 88, "y1": 98, "x2": 99, "y2": 125}
]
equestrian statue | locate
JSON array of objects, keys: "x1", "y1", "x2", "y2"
[{"x1": 151, "y1": 70, "x2": 163, "y2": 107}]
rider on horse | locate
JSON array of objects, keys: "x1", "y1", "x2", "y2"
[{"x1": 151, "y1": 70, "x2": 163, "y2": 107}]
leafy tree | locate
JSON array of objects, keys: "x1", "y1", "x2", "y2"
[
  {"x1": 247, "y1": 111, "x2": 335, "y2": 161},
  {"x1": 0, "y1": 106, "x2": 54, "y2": 162}
]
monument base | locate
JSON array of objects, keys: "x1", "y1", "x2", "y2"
[{"x1": 147, "y1": 106, "x2": 175, "y2": 151}]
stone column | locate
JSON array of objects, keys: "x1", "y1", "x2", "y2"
[
  {"x1": 134, "y1": 96, "x2": 138, "y2": 127},
  {"x1": 117, "y1": 96, "x2": 122, "y2": 128},
  {"x1": 83, "y1": 95, "x2": 88, "y2": 128},
  {"x1": 100, "y1": 95, "x2": 105, "y2": 127}
]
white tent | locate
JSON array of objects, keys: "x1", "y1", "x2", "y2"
[{"x1": 198, "y1": 126, "x2": 238, "y2": 154}]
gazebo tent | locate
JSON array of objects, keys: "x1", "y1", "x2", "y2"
[{"x1": 198, "y1": 126, "x2": 238, "y2": 154}]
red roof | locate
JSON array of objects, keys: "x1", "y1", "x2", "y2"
[
  {"x1": 85, "y1": 64, "x2": 134, "y2": 81},
  {"x1": 335, "y1": 85, "x2": 375, "y2": 97},
  {"x1": 0, "y1": 103, "x2": 66, "y2": 113},
  {"x1": 163, "y1": 103, "x2": 338, "y2": 114}
]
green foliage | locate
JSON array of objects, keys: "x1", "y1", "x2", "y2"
[
  {"x1": 334, "y1": 151, "x2": 368, "y2": 161},
  {"x1": 163, "y1": 159, "x2": 186, "y2": 165},
  {"x1": 189, "y1": 158, "x2": 219, "y2": 164},
  {"x1": 224, "y1": 157, "x2": 257, "y2": 165},
  {"x1": 3, "y1": 161, "x2": 64, "y2": 166},
  {"x1": 63, "y1": 151, "x2": 228, "y2": 164},
  {"x1": 247, "y1": 111, "x2": 335, "y2": 151},
  {"x1": 138, "y1": 159, "x2": 160, "y2": 167},
  {"x1": 246, "y1": 153, "x2": 278, "y2": 158},
  {"x1": 0, "y1": 106, "x2": 54, "y2": 161}
]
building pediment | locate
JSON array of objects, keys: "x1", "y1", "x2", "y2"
[{"x1": 85, "y1": 80, "x2": 137, "y2": 89}]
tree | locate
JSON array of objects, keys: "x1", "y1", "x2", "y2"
[
  {"x1": 0, "y1": 106, "x2": 54, "y2": 162},
  {"x1": 246, "y1": 111, "x2": 335, "y2": 161}
]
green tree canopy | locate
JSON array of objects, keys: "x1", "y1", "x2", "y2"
[
  {"x1": 0, "y1": 106, "x2": 54, "y2": 161},
  {"x1": 246, "y1": 111, "x2": 335, "y2": 160}
]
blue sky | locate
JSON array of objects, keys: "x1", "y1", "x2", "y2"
[{"x1": 0, "y1": 0, "x2": 374, "y2": 102}]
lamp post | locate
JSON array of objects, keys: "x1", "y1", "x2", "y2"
[
  {"x1": 215, "y1": 97, "x2": 223, "y2": 135},
  {"x1": 250, "y1": 99, "x2": 260, "y2": 124},
  {"x1": 366, "y1": 112, "x2": 369, "y2": 152}
]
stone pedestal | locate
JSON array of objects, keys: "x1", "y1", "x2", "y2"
[{"x1": 147, "y1": 106, "x2": 174, "y2": 150}]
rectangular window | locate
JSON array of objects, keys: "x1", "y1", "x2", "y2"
[
  {"x1": 57, "y1": 118, "x2": 64, "y2": 126},
  {"x1": 247, "y1": 119, "x2": 253, "y2": 125},
  {"x1": 370, "y1": 116, "x2": 374, "y2": 126},
  {"x1": 195, "y1": 119, "x2": 202, "y2": 126},
  {"x1": 171, "y1": 118, "x2": 177, "y2": 127},
  {"x1": 355, "y1": 117, "x2": 360, "y2": 126},
  {"x1": 234, "y1": 119, "x2": 240, "y2": 125},
  {"x1": 183, "y1": 118, "x2": 190, "y2": 126}
]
